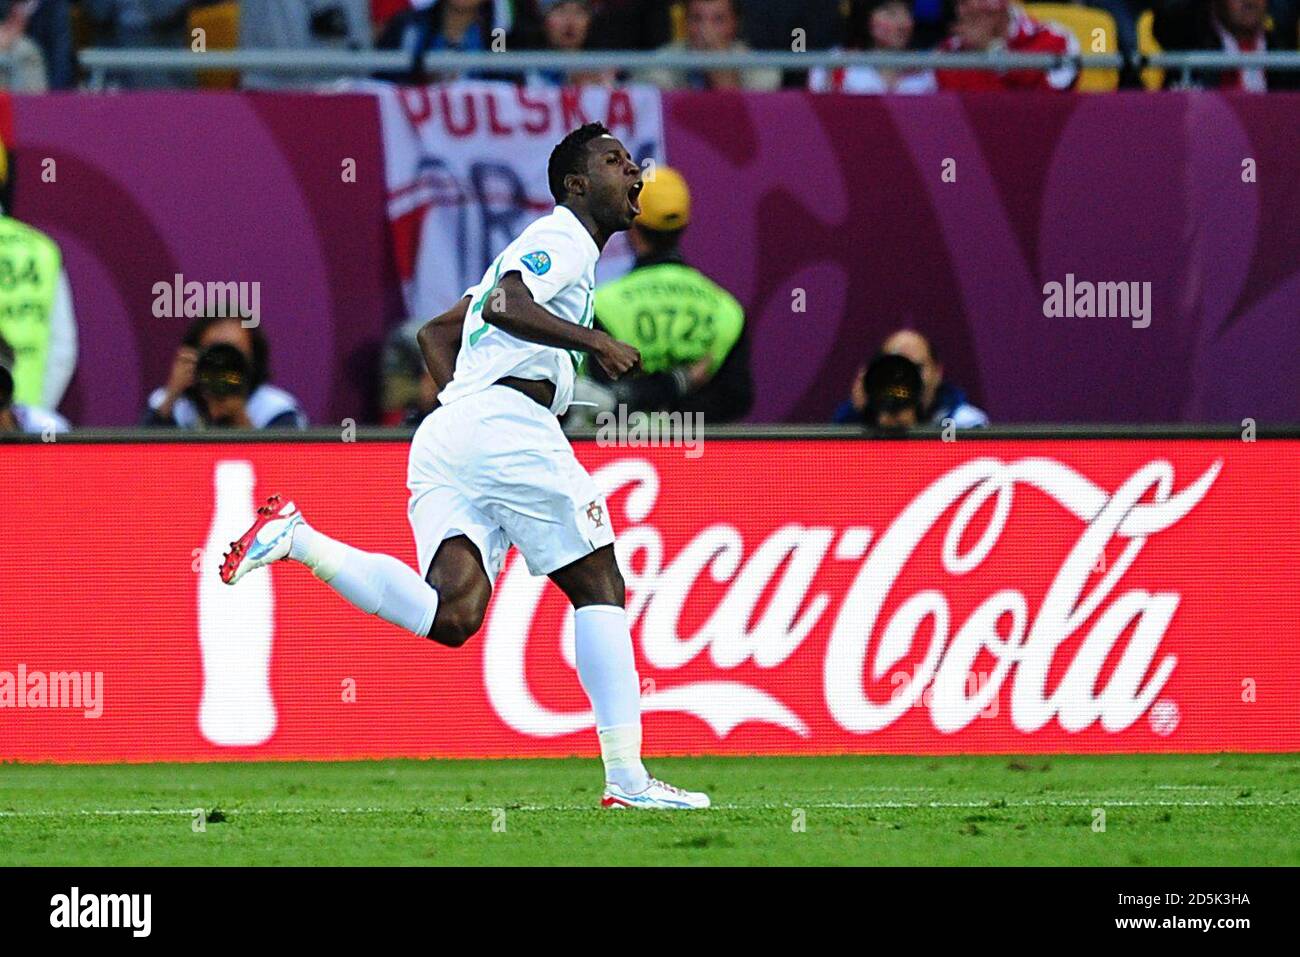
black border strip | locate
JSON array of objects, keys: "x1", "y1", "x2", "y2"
[{"x1": 0, "y1": 424, "x2": 1297, "y2": 444}]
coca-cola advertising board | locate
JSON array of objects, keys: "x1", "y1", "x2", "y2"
[{"x1": 0, "y1": 438, "x2": 1296, "y2": 763}]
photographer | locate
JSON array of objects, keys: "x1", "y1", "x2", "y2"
[
  {"x1": 0, "y1": 332, "x2": 69, "y2": 434},
  {"x1": 833, "y1": 329, "x2": 988, "y2": 429},
  {"x1": 143, "y1": 315, "x2": 307, "y2": 429}
]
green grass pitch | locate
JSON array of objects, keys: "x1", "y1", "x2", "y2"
[{"x1": 2, "y1": 754, "x2": 1297, "y2": 866}]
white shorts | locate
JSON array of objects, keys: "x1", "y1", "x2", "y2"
[{"x1": 406, "y1": 384, "x2": 615, "y2": 583}]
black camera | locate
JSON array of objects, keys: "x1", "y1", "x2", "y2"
[
  {"x1": 195, "y1": 343, "x2": 252, "y2": 399},
  {"x1": 862, "y1": 353, "x2": 923, "y2": 425}
]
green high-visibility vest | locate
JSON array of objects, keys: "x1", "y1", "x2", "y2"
[
  {"x1": 0, "y1": 217, "x2": 61, "y2": 407},
  {"x1": 593, "y1": 262, "x2": 744, "y2": 376}
]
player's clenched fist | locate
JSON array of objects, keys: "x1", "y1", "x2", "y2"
[{"x1": 593, "y1": 333, "x2": 641, "y2": 380}]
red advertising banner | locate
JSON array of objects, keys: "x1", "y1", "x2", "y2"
[{"x1": 0, "y1": 438, "x2": 1296, "y2": 763}]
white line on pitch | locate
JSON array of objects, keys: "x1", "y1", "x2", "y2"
[
  {"x1": 1153, "y1": 784, "x2": 1229, "y2": 790},
  {"x1": 2, "y1": 798, "x2": 1299, "y2": 817}
]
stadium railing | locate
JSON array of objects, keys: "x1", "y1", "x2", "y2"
[
  {"x1": 75, "y1": 48, "x2": 1300, "y2": 90},
  {"x1": 3, "y1": 425, "x2": 1297, "y2": 444}
]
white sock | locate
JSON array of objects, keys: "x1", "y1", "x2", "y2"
[
  {"x1": 598, "y1": 724, "x2": 649, "y2": 793},
  {"x1": 289, "y1": 522, "x2": 438, "y2": 637},
  {"x1": 574, "y1": 604, "x2": 650, "y2": 792}
]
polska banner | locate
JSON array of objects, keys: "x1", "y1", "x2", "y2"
[
  {"x1": 358, "y1": 80, "x2": 665, "y2": 322},
  {"x1": 2, "y1": 438, "x2": 1298, "y2": 763}
]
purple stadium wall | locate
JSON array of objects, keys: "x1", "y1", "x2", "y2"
[{"x1": 8, "y1": 89, "x2": 1299, "y2": 426}]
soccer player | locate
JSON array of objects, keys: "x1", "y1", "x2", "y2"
[{"x1": 219, "y1": 123, "x2": 709, "y2": 810}]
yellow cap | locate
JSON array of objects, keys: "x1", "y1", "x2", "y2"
[{"x1": 635, "y1": 165, "x2": 690, "y2": 233}]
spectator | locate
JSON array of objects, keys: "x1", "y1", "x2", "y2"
[
  {"x1": 907, "y1": 0, "x2": 954, "y2": 48},
  {"x1": 744, "y1": 0, "x2": 841, "y2": 52},
  {"x1": 372, "y1": 0, "x2": 410, "y2": 34},
  {"x1": 24, "y1": 0, "x2": 75, "y2": 90},
  {"x1": 0, "y1": 137, "x2": 78, "y2": 414},
  {"x1": 833, "y1": 329, "x2": 988, "y2": 428},
  {"x1": 0, "y1": 0, "x2": 50, "y2": 91},
  {"x1": 1153, "y1": 0, "x2": 1300, "y2": 90},
  {"x1": 82, "y1": 0, "x2": 192, "y2": 87},
  {"x1": 402, "y1": 364, "x2": 439, "y2": 426},
  {"x1": 861, "y1": 352, "x2": 924, "y2": 432},
  {"x1": 144, "y1": 315, "x2": 307, "y2": 429},
  {"x1": 809, "y1": 0, "x2": 937, "y2": 94},
  {"x1": 638, "y1": 0, "x2": 781, "y2": 91},
  {"x1": 376, "y1": 0, "x2": 498, "y2": 83},
  {"x1": 519, "y1": 0, "x2": 616, "y2": 87},
  {"x1": 1084, "y1": 0, "x2": 1143, "y2": 71},
  {"x1": 740, "y1": 0, "x2": 840, "y2": 87},
  {"x1": 378, "y1": 317, "x2": 438, "y2": 426},
  {"x1": 579, "y1": 165, "x2": 753, "y2": 425},
  {"x1": 0, "y1": 332, "x2": 70, "y2": 434},
  {"x1": 581, "y1": 0, "x2": 671, "y2": 50},
  {"x1": 936, "y1": 0, "x2": 1079, "y2": 91},
  {"x1": 241, "y1": 0, "x2": 374, "y2": 89}
]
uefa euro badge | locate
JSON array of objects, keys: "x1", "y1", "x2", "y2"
[
  {"x1": 586, "y1": 500, "x2": 605, "y2": 528},
  {"x1": 521, "y1": 250, "x2": 552, "y2": 276}
]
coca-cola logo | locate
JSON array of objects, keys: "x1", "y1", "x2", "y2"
[{"x1": 484, "y1": 456, "x2": 1222, "y2": 740}]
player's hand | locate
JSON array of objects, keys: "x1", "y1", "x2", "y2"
[{"x1": 593, "y1": 334, "x2": 641, "y2": 380}]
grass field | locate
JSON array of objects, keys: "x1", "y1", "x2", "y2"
[{"x1": 2, "y1": 754, "x2": 1298, "y2": 866}]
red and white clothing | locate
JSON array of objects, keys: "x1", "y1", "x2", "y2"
[
  {"x1": 810, "y1": 56, "x2": 937, "y2": 95},
  {"x1": 937, "y1": 5, "x2": 1079, "y2": 92},
  {"x1": 1214, "y1": 20, "x2": 1267, "y2": 92}
]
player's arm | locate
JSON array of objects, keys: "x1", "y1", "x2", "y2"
[
  {"x1": 483, "y1": 272, "x2": 640, "y2": 379},
  {"x1": 416, "y1": 296, "x2": 470, "y2": 398}
]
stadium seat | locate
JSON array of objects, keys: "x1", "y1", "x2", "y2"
[
  {"x1": 1025, "y1": 3, "x2": 1119, "y2": 92},
  {"x1": 670, "y1": 1, "x2": 687, "y2": 43},
  {"x1": 1136, "y1": 10, "x2": 1165, "y2": 90},
  {"x1": 188, "y1": 1, "x2": 241, "y2": 90}
]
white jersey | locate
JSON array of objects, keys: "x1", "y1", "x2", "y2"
[{"x1": 438, "y1": 205, "x2": 600, "y2": 417}]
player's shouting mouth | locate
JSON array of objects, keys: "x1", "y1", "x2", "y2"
[{"x1": 628, "y1": 178, "x2": 644, "y2": 219}]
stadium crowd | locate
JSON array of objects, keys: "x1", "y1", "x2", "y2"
[{"x1": 1, "y1": 0, "x2": 1297, "y2": 91}]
